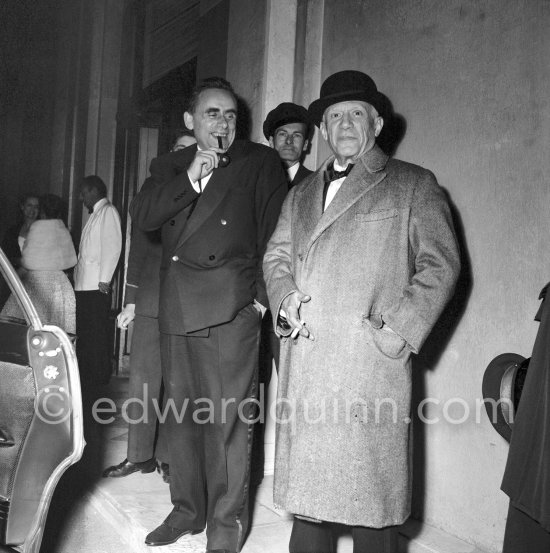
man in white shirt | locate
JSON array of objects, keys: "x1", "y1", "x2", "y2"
[{"x1": 74, "y1": 175, "x2": 122, "y2": 391}]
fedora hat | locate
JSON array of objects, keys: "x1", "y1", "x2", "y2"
[
  {"x1": 308, "y1": 70, "x2": 385, "y2": 127},
  {"x1": 263, "y1": 102, "x2": 312, "y2": 140},
  {"x1": 482, "y1": 353, "x2": 529, "y2": 442}
]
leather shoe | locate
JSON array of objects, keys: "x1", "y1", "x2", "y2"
[
  {"x1": 145, "y1": 523, "x2": 201, "y2": 546},
  {"x1": 206, "y1": 550, "x2": 233, "y2": 553},
  {"x1": 102, "y1": 457, "x2": 157, "y2": 478}
]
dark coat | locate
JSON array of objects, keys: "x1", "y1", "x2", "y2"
[
  {"x1": 264, "y1": 145, "x2": 460, "y2": 526},
  {"x1": 501, "y1": 282, "x2": 550, "y2": 532},
  {"x1": 130, "y1": 139, "x2": 288, "y2": 335},
  {"x1": 290, "y1": 163, "x2": 313, "y2": 188},
  {"x1": 125, "y1": 178, "x2": 162, "y2": 318}
]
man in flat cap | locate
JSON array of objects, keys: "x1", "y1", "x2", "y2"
[
  {"x1": 263, "y1": 70, "x2": 461, "y2": 552},
  {"x1": 251, "y1": 103, "x2": 315, "y2": 488},
  {"x1": 261, "y1": 102, "x2": 313, "y2": 370},
  {"x1": 263, "y1": 102, "x2": 313, "y2": 189}
]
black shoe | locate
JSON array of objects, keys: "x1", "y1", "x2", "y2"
[
  {"x1": 157, "y1": 462, "x2": 170, "y2": 483},
  {"x1": 102, "y1": 458, "x2": 157, "y2": 478},
  {"x1": 145, "y1": 523, "x2": 201, "y2": 546}
]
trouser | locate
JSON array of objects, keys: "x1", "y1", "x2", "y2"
[
  {"x1": 251, "y1": 310, "x2": 280, "y2": 485},
  {"x1": 259, "y1": 310, "x2": 280, "y2": 385},
  {"x1": 160, "y1": 303, "x2": 261, "y2": 552},
  {"x1": 289, "y1": 517, "x2": 399, "y2": 553},
  {"x1": 126, "y1": 314, "x2": 166, "y2": 464},
  {"x1": 75, "y1": 290, "x2": 112, "y2": 389},
  {"x1": 502, "y1": 502, "x2": 550, "y2": 553}
]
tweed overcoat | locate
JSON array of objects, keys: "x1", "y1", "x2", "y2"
[{"x1": 263, "y1": 145, "x2": 460, "y2": 527}]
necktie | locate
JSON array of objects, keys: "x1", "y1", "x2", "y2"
[
  {"x1": 188, "y1": 179, "x2": 203, "y2": 217},
  {"x1": 326, "y1": 162, "x2": 354, "y2": 182},
  {"x1": 323, "y1": 162, "x2": 354, "y2": 210}
]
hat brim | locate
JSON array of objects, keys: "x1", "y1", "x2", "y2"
[
  {"x1": 308, "y1": 91, "x2": 385, "y2": 127},
  {"x1": 482, "y1": 352, "x2": 525, "y2": 442},
  {"x1": 263, "y1": 116, "x2": 311, "y2": 141}
]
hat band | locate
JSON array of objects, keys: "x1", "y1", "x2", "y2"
[{"x1": 320, "y1": 88, "x2": 376, "y2": 101}]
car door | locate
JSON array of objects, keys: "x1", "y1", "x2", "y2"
[{"x1": 0, "y1": 248, "x2": 84, "y2": 553}]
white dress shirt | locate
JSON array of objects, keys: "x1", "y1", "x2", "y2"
[
  {"x1": 287, "y1": 162, "x2": 300, "y2": 183},
  {"x1": 187, "y1": 146, "x2": 214, "y2": 193},
  {"x1": 74, "y1": 198, "x2": 122, "y2": 291},
  {"x1": 323, "y1": 160, "x2": 351, "y2": 211}
]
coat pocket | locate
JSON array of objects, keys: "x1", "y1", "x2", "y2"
[
  {"x1": 355, "y1": 209, "x2": 398, "y2": 222},
  {"x1": 364, "y1": 313, "x2": 407, "y2": 359}
]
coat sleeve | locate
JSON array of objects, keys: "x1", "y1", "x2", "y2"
[
  {"x1": 382, "y1": 174, "x2": 461, "y2": 353},
  {"x1": 129, "y1": 156, "x2": 199, "y2": 231},
  {"x1": 263, "y1": 187, "x2": 299, "y2": 335},
  {"x1": 253, "y1": 148, "x2": 289, "y2": 308},
  {"x1": 124, "y1": 225, "x2": 149, "y2": 305},
  {"x1": 98, "y1": 205, "x2": 122, "y2": 284},
  {"x1": 124, "y1": 178, "x2": 157, "y2": 305}
]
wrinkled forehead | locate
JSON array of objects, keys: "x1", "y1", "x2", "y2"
[
  {"x1": 274, "y1": 121, "x2": 308, "y2": 135},
  {"x1": 323, "y1": 100, "x2": 374, "y2": 119},
  {"x1": 195, "y1": 88, "x2": 237, "y2": 113}
]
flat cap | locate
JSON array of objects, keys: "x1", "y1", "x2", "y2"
[{"x1": 263, "y1": 102, "x2": 311, "y2": 140}]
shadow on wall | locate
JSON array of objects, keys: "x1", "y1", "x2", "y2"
[
  {"x1": 376, "y1": 94, "x2": 407, "y2": 157},
  {"x1": 236, "y1": 95, "x2": 252, "y2": 140},
  {"x1": 411, "y1": 197, "x2": 473, "y2": 523}
]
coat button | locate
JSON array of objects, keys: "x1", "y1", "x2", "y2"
[
  {"x1": 220, "y1": 219, "x2": 227, "y2": 225},
  {"x1": 172, "y1": 255, "x2": 179, "y2": 262},
  {"x1": 170, "y1": 219, "x2": 175, "y2": 226},
  {"x1": 209, "y1": 255, "x2": 215, "y2": 260}
]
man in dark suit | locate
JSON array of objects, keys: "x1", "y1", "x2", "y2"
[
  {"x1": 130, "y1": 77, "x2": 287, "y2": 553},
  {"x1": 250, "y1": 104, "x2": 316, "y2": 489},
  {"x1": 260, "y1": 102, "x2": 313, "y2": 371},
  {"x1": 263, "y1": 102, "x2": 313, "y2": 190},
  {"x1": 102, "y1": 133, "x2": 197, "y2": 482}
]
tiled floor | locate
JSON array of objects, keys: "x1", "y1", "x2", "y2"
[{"x1": 77, "y1": 378, "x2": 486, "y2": 553}]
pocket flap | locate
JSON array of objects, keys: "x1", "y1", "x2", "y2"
[{"x1": 355, "y1": 209, "x2": 398, "y2": 222}]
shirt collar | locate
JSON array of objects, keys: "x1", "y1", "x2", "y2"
[
  {"x1": 287, "y1": 162, "x2": 300, "y2": 182},
  {"x1": 90, "y1": 197, "x2": 108, "y2": 213}
]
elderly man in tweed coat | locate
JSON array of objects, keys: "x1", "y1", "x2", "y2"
[{"x1": 263, "y1": 70, "x2": 461, "y2": 553}]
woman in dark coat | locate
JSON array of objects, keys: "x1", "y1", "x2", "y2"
[{"x1": 500, "y1": 282, "x2": 550, "y2": 552}]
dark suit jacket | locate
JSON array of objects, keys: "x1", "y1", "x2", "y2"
[
  {"x1": 125, "y1": 179, "x2": 162, "y2": 319},
  {"x1": 501, "y1": 282, "x2": 550, "y2": 532},
  {"x1": 130, "y1": 139, "x2": 288, "y2": 335},
  {"x1": 290, "y1": 163, "x2": 313, "y2": 188}
]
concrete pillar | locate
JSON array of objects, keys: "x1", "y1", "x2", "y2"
[
  {"x1": 260, "y1": 0, "x2": 298, "y2": 144},
  {"x1": 295, "y1": 0, "x2": 326, "y2": 170},
  {"x1": 83, "y1": 0, "x2": 124, "y2": 227}
]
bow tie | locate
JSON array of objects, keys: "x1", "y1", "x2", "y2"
[
  {"x1": 88, "y1": 207, "x2": 94, "y2": 214},
  {"x1": 326, "y1": 162, "x2": 354, "y2": 182}
]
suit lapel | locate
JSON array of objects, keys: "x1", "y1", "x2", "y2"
[
  {"x1": 174, "y1": 141, "x2": 244, "y2": 248},
  {"x1": 304, "y1": 146, "x2": 389, "y2": 253},
  {"x1": 294, "y1": 166, "x2": 325, "y2": 252},
  {"x1": 175, "y1": 170, "x2": 230, "y2": 247}
]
